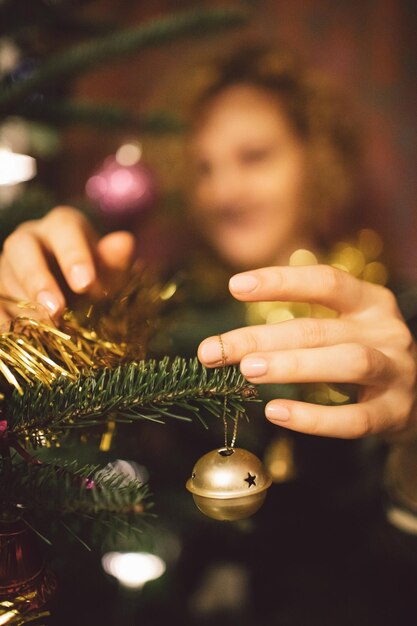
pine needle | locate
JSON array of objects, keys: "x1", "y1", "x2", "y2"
[{"x1": 6, "y1": 357, "x2": 257, "y2": 447}]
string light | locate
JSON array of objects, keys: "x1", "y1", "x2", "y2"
[
  {"x1": 115, "y1": 142, "x2": 142, "y2": 166},
  {"x1": 102, "y1": 552, "x2": 166, "y2": 589},
  {"x1": 0, "y1": 148, "x2": 36, "y2": 186}
]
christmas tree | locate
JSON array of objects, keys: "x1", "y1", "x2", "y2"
[{"x1": 0, "y1": 3, "x2": 254, "y2": 622}]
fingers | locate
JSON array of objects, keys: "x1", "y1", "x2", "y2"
[
  {"x1": 239, "y1": 344, "x2": 393, "y2": 386},
  {"x1": 1, "y1": 230, "x2": 66, "y2": 315},
  {"x1": 0, "y1": 309, "x2": 10, "y2": 328},
  {"x1": 1, "y1": 206, "x2": 96, "y2": 313},
  {"x1": 228, "y1": 265, "x2": 382, "y2": 314},
  {"x1": 197, "y1": 265, "x2": 414, "y2": 440},
  {"x1": 264, "y1": 397, "x2": 388, "y2": 438},
  {"x1": 198, "y1": 318, "x2": 353, "y2": 366},
  {"x1": 97, "y1": 231, "x2": 135, "y2": 272},
  {"x1": 1, "y1": 207, "x2": 136, "y2": 317},
  {"x1": 40, "y1": 207, "x2": 97, "y2": 293},
  {"x1": 0, "y1": 254, "x2": 35, "y2": 302},
  {"x1": 89, "y1": 231, "x2": 136, "y2": 298}
]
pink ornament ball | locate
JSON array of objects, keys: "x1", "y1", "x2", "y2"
[{"x1": 86, "y1": 156, "x2": 157, "y2": 223}]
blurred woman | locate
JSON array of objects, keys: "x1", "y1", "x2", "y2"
[{"x1": 0, "y1": 45, "x2": 416, "y2": 624}]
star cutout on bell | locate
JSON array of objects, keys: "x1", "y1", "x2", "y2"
[{"x1": 244, "y1": 472, "x2": 256, "y2": 488}]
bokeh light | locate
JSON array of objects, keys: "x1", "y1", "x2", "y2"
[
  {"x1": 0, "y1": 148, "x2": 36, "y2": 186},
  {"x1": 101, "y1": 552, "x2": 166, "y2": 589}
]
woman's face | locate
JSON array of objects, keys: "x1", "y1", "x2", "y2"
[{"x1": 189, "y1": 84, "x2": 309, "y2": 269}]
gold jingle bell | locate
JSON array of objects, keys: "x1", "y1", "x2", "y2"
[{"x1": 186, "y1": 447, "x2": 272, "y2": 521}]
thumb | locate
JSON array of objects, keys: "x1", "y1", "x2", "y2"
[
  {"x1": 97, "y1": 231, "x2": 136, "y2": 271},
  {"x1": 91, "y1": 231, "x2": 136, "y2": 298}
]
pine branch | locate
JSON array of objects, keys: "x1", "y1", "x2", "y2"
[
  {"x1": 15, "y1": 99, "x2": 185, "y2": 133},
  {"x1": 1, "y1": 458, "x2": 151, "y2": 517},
  {"x1": 5, "y1": 357, "x2": 258, "y2": 446},
  {"x1": 0, "y1": 7, "x2": 246, "y2": 115},
  {"x1": 1, "y1": 456, "x2": 152, "y2": 551}
]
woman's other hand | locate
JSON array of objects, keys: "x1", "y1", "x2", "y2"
[{"x1": 198, "y1": 265, "x2": 417, "y2": 439}]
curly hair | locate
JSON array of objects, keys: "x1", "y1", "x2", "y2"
[{"x1": 190, "y1": 45, "x2": 362, "y2": 244}]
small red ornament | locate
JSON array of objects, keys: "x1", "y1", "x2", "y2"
[{"x1": 0, "y1": 517, "x2": 57, "y2": 610}]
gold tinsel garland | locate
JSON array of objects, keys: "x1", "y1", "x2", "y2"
[
  {"x1": 0, "y1": 269, "x2": 179, "y2": 398},
  {"x1": 0, "y1": 596, "x2": 49, "y2": 625}
]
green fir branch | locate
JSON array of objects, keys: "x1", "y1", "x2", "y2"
[
  {"x1": 16, "y1": 99, "x2": 186, "y2": 133},
  {"x1": 5, "y1": 357, "x2": 258, "y2": 446},
  {"x1": 1, "y1": 458, "x2": 151, "y2": 517},
  {"x1": 0, "y1": 7, "x2": 246, "y2": 115},
  {"x1": 1, "y1": 456, "x2": 151, "y2": 550}
]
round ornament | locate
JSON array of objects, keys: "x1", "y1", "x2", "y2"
[
  {"x1": 0, "y1": 517, "x2": 56, "y2": 609},
  {"x1": 186, "y1": 447, "x2": 272, "y2": 521},
  {"x1": 85, "y1": 155, "x2": 157, "y2": 225}
]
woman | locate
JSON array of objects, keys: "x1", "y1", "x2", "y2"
[
  {"x1": 1, "y1": 46, "x2": 415, "y2": 441},
  {"x1": 2, "y1": 45, "x2": 417, "y2": 626}
]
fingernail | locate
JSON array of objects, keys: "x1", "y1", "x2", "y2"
[
  {"x1": 199, "y1": 339, "x2": 223, "y2": 364},
  {"x1": 266, "y1": 404, "x2": 291, "y2": 422},
  {"x1": 70, "y1": 264, "x2": 94, "y2": 291},
  {"x1": 240, "y1": 357, "x2": 267, "y2": 377},
  {"x1": 229, "y1": 273, "x2": 258, "y2": 294},
  {"x1": 37, "y1": 291, "x2": 61, "y2": 315}
]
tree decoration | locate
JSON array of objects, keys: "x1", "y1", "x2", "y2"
[
  {"x1": 0, "y1": 596, "x2": 50, "y2": 626},
  {"x1": 186, "y1": 447, "x2": 272, "y2": 522},
  {"x1": 186, "y1": 335, "x2": 270, "y2": 521},
  {"x1": 0, "y1": 517, "x2": 57, "y2": 610},
  {"x1": 86, "y1": 155, "x2": 157, "y2": 225}
]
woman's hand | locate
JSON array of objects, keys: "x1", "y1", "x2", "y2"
[
  {"x1": 0, "y1": 206, "x2": 135, "y2": 321},
  {"x1": 198, "y1": 265, "x2": 417, "y2": 439}
]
